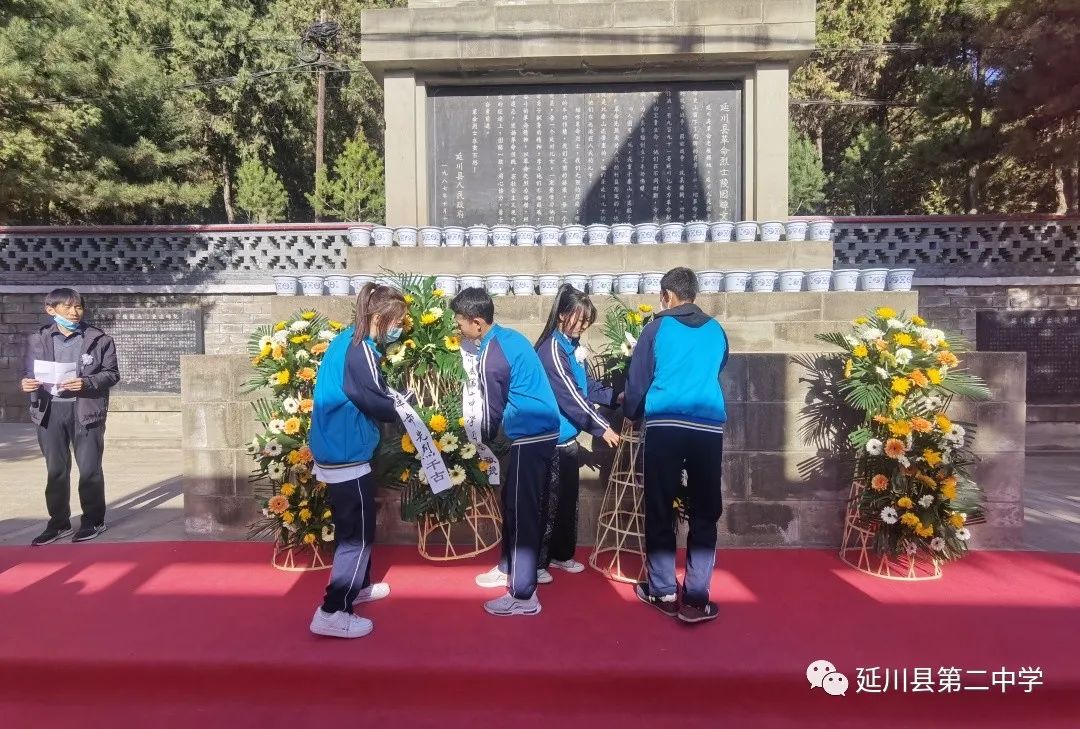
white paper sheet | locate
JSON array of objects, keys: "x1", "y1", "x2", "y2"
[{"x1": 33, "y1": 360, "x2": 77, "y2": 396}]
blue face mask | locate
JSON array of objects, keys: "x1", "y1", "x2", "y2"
[
  {"x1": 385, "y1": 326, "x2": 403, "y2": 343},
  {"x1": 54, "y1": 314, "x2": 80, "y2": 330}
]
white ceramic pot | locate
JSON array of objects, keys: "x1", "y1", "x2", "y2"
[
  {"x1": 539, "y1": 226, "x2": 562, "y2": 246},
  {"x1": 434, "y1": 275, "x2": 459, "y2": 295},
  {"x1": 734, "y1": 221, "x2": 759, "y2": 242},
  {"x1": 272, "y1": 275, "x2": 298, "y2": 296},
  {"x1": 325, "y1": 274, "x2": 352, "y2": 296},
  {"x1": 784, "y1": 221, "x2": 808, "y2": 241},
  {"x1": 514, "y1": 225, "x2": 537, "y2": 246},
  {"x1": 751, "y1": 270, "x2": 779, "y2": 293},
  {"x1": 491, "y1": 225, "x2": 513, "y2": 247},
  {"x1": 299, "y1": 275, "x2": 325, "y2": 296},
  {"x1": 685, "y1": 221, "x2": 709, "y2": 243},
  {"x1": 419, "y1": 226, "x2": 443, "y2": 248},
  {"x1": 371, "y1": 226, "x2": 394, "y2": 248},
  {"x1": 460, "y1": 274, "x2": 485, "y2": 290},
  {"x1": 347, "y1": 227, "x2": 371, "y2": 247},
  {"x1": 563, "y1": 225, "x2": 586, "y2": 246},
  {"x1": 808, "y1": 219, "x2": 835, "y2": 241},
  {"x1": 886, "y1": 268, "x2": 915, "y2": 291},
  {"x1": 611, "y1": 223, "x2": 634, "y2": 245},
  {"x1": 860, "y1": 268, "x2": 889, "y2": 292},
  {"x1": 589, "y1": 273, "x2": 615, "y2": 295},
  {"x1": 635, "y1": 222, "x2": 659, "y2": 245},
  {"x1": 350, "y1": 274, "x2": 376, "y2": 294},
  {"x1": 538, "y1": 274, "x2": 562, "y2": 295},
  {"x1": 709, "y1": 221, "x2": 735, "y2": 242},
  {"x1": 564, "y1": 273, "x2": 588, "y2": 291},
  {"x1": 511, "y1": 274, "x2": 536, "y2": 296},
  {"x1": 724, "y1": 270, "x2": 751, "y2": 292},
  {"x1": 587, "y1": 224, "x2": 610, "y2": 246},
  {"x1": 832, "y1": 269, "x2": 860, "y2": 292},
  {"x1": 660, "y1": 222, "x2": 685, "y2": 244},
  {"x1": 805, "y1": 269, "x2": 832, "y2": 292},
  {"x1": 616, "y1": 273, "x2": 641, "y2": 295},
  {"x1": 485, "y1": 274, "x2": 510, "y2": 296},
  {"x1": 698, "y1": 270, "x2": 723, "y2": 294},
  {"x1": 467, "y1": 225, "x2": 489, "y2": 247},
  {"x1": 395, "y1": 226, "x2": 418, "y2": 248},
  {"x1": 641, "y1": 271, "x2": 663, "y2": 294},
  {"x1": 778, "y1": 270, "x2": 805, "y2": 292},
  {"x1": 443, "y1": 226, "x2": 466, "y2": 247},
  {"x1": 760, "y1": 221, "x2": 785, "y2": 242}
]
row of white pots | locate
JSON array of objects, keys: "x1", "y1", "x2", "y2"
[
  {"x1": 347, "y1": 219, "x2": 835, "y2": 248},
  {"x1": 273, "y1": 267, "x2": 914, "y2": 297}
]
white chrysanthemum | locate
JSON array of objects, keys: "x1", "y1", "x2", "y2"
[
  {"x1": 880, "y1": 507, "x2": 899, "y2": 525},
  {"x1": 875, "y1": 366, "x2": 889, "y2": 379},
  {"x1": 860, "y1": 327, "x2": 886, "y2": 341},
  {"x1": 386, "y1": 343, "x2": 406, "y2": 364},
  {"x1": 429, "y1": 306, "x2": 444, "y2": 318},
  {"x1": 886, "y1": 318, "x2": 905, "y2": 330},
  {"x1": 290, "y1": 320, "x2": 311, "y2": 332},
  {"x1": 267, "y1": 461, "x2": 286, "y2": 480},
  {"x1": 318, "y1": 329, "x2": 336, "y2": 341},
  {"x1": 460, "y1": 442, "x2": 477, "y2": 460},
  {"x1": 245, "y1": 437, "x2": 260, "y2": 455},
  {"x1": 950, "y1": 424, "x2": 966, "y2": 439},
  {"x1": 258, "y1": 335, "x2": 273, "y2": 349},
  {"x1": 898, "y1": 456, "x2": 911, "y2": 468},
  {"x1": 866, "y1": 439, "x2": 884, "y2": 456},
  {"x1": 956, "y1": 527, "x2": 971, "y2": 541},
  {"x1": 438, "y1": 432, "x2": 459, "y2": 453},
  {"x1": 321, "y1": 525, "x2": 336, "y2": 542},
  {"x1": 924, "y1": 395, "x2": 944, "y2": 411},
  {"x1": 620, "y1": 341, "x2": 634, "y2": 357},
  {"x1": 264, "y1": 441, "x2": 283, "y2": 457},
  {"x1": 929, "y1": 537, "x2": 946, "y2": 552},
  {"x1": 574, "y1": 345, "x2": 591, "y2": 363},
  {"x1": 417, "y1": 468, "x2": 429, "y2": 485},
  {"x1": 894, "y1": 348, "x2": 913, "y2": 366},
  {"x1": 624, "y1": 331, "x2": 638, "y2": 345},
  {"x1": 271, "y1": 330, "x2": 289, "y2": 346},
  {"x1": 282, "y1": 397, "x2": 299, "y2": 414},
  {"x1": 919, "y1": 495, "x2": 935, "y2": 508},
  {"x1": 904, "y1": 540, "x2": 918, "y2": 556},
  {"x1": 295, "y1": 349, "x2": 310, "y2": 362},
  {"x1": 268, "y1": 419, "x2": 285, "y2": 435},
  {"x1": 843, "y1": 335, "x2": 859, "y2": 347},
  {"x1": 449, "y1": 465, "x2": 466, "y2": 486}
]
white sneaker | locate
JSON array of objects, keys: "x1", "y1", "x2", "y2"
[
  {"x1": 550, "y1": 558, "x2": 585, "y2": 574},
  {"x1": 475, "y1": 566, "x2": 507, "y2": 588},
  {"x1": 536, "y1": 568, "x2": 553, "y2": 584},
  {"x1": 353, "y1": 582, "x2": 390, "y2": 605},
  {"x1": 309, "y1": 608, "x2": 373, "y2": 639},
  {"x1": 484, "y1": 591, "x2": 542, "y2": 616}
]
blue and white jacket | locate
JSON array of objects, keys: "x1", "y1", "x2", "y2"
[
  {"x1": 623, "y1": 303, "x2": 729, "y2": 432},
  {"x1": 463, "y1": 324, "x2": 560, "y2": 443},
  {"x1": 308, "y1": 327, "x2": 398, "y2": 477},
  {"x1": 536, "y1": 330, "x2": 614, "y2": 444}
]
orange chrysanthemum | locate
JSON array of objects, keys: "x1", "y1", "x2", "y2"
[
  {"x1": 884, "y1": 439, "x2": 906, "y2": 458},
  {"x1": 268, "y1": 495, "x2": 289, "y2": 514},
  {"x1": 910, "y1": 417, "x2": 933, "y2": 433},
  {"x1": 297, "y1": 367, "x2": 316, "y2": 382},
  {"x1": 937, "y1": 351, "x2": 959, "y2": 367},
  {"x1": 909, "y1": 370, "x2": 930, "y2": 388},
  {"x1": 871, "y1": 474, "x2": 889, "y2": 492}
]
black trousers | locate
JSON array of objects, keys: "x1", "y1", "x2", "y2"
[
  {"x1": 498, "y1": 435, "x2": 557, "y2": 599},
  {"x1": 540, "y1": 440, "x2": 581, "y2": 568},
  {"x1": 643, "y1": 424, "x2": 724, "y2": 605},
  {"x1": 37, "y1": 402, "x2": 107, "y2": 531},
  {"x1": 321, "y1": 473, "x2": 377, "y2": 614}
]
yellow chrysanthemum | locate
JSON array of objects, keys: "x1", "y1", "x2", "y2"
[
  {"x1": 638, "y1": 304, "x2": 653, "y2": 313},
  {"x1": 290, "y1": 335, "x2": 311, "y2": 345},
  {"x1": 401, "y1": 434, "x2": 416, "y2": 454},
  {"x1": 287, "y1": 450, "x2": 302, "y2": 465},
  {"x1": 404, "y1": 294, "x2": 415, "y2": 304},
  {"x1": 876, "y1": 307, "x2": 897, "y2": 319},
  {"x1": 935, "y1": 414, "x2": 953, "y2": 432},
  {"x1": 433, "y1": 288, "x2": 445, "y2": 298},
  {"x1": 428, "y1": 413, "x2": 448, "y2": 433},
  {"x1": 927, "y1": 368, "x2": 943, "y2": 385},
  {"x1": 478, "y1": 461, "x2": 490, "y2": 472},
  {"x1": 322, "y1": 509, "x2": 332, "y2": 520},
  {"x1": 889, "y1": 420, "x2": 913, "y2": 437},
  {"x1": 274, "y1": 321, "x2": 287, "y2": 331},
  {"x1": 303, "y1": 532, "x2": 317, "y2": 545},
  {"x1": 897, "y1": 496, "x2": 914, "y2": 509},
  {"x1": 911, "y1": 315, "x2": 926, "y2": 326},
  {"x1": 299, "y1": 508, "x2": 312, "y2": 523},
  {"x1": 283, "y1": 417, "x2": 302, "y2": 435},
  {"x1": 923, "y1": 449, "x2": 942, "y2": 467},
  {"x1": 274, "y1": 370, "x2": 290, "y2": 386},
  {"x1": 420, "y1": 312, "x2": 439, "y2": 326},
  {"x1": 893, "y1": 332, "x2": 915, "y2": 347},
  {"x1": 329, "y1": 320, "x2": 344, "y2": 331},
  {"x1": 400, "y1": 469, "x2": 411, "y2": 483},
  {"x1": 852, "y1": 344, "x2": 868, "y2": 358},
  {"x1": 271, "y1": 345, "x2": 285, "y2": 361},
  {"x1": 853, "y1": 316, "x2": 869, "y2": 325},
  {"x1": 458, "y1": 417, "x2": 466, "y2": 427},
  {"x1": 301, "y1": 311, "x2": 316, "y2": 321},
  {"x1": 444, "y1": 335, "x2": 461, "y2": 351},
  {"x1": 891, "y1": 377, "x2": 912, "y2": 394},
  {"x1": 844, "y1": 359, "x2": 853, "y2": 378},
  {"x1": 900, "y1": 512, "x2": 920, "y2": 527},
  {"x1": 889, "y1": 395, "x2": 905, "y2": 411},
  {"x1": 404, "y1": 339, "x2": 416, "y2": 349},
  {"x1": 282, "y1": 510, "x2": 295, "y2": 524},
  {"x1": 949, "y1": 513, "x2": 966, "y2": 528},
  {"x1": 915, "y1": 524, "x2": 934, "y2": 538}
]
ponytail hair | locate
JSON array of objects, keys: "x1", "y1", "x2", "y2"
[
  {"x1": 535, "y1": 283, "x2": 597, "y2": 347},
  {"x1": 353, "y1": 283, "x2": 407, "y2": 346}
]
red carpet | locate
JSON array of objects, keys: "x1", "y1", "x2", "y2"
[{"x1": 0, "y1": 543, "x2": 1077, "y2": 728}]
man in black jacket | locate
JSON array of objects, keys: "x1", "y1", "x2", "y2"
[{"x1": 20, "y1": 288, "x2": 121, "y2": 545}]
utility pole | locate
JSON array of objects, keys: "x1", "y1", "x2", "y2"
[{"x1": 314, "y1": 9, "x2": 327, "y2": 220}]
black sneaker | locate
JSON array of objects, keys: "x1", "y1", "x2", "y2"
[
  {"x1": 678, "y1": 599, "x2": 719, "y2": 624},
  {"x1": 31, "y1": 526, "x2": 73, "y2": 546},
  {"x1": 635, "y1": 582, "x2": 678, "y2": 618},
  {"x1": 72, "y1": 524, "x2": 107, "y2": 542}
]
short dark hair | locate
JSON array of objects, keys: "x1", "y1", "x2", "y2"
[
  {"x1": 45, "y1": 288, "x2": 83, "y2": 308},
  {"x1": 660, "y1": 267, "x2": 698, "y2": 303},
  {"x1": 450, "y1": 287, "x2": 495, "y2": 324}
]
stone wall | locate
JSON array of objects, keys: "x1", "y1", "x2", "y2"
[{"x1": 181, "y1": 351, "x2": 1025, "y2": 549}]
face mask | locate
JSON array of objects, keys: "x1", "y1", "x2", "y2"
[
  {"x1": 385, "y1": 326, "x2": 403, "y2": 343},
  {"x1": 54, "y1": 314, "x2": 80, "y2": 330}
]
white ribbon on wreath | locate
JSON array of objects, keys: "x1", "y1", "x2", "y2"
[
  {"x1": 388, "y1": 388, "x2": 452, "y2": 495},
  {"x1": 459, "y1": 348, "x2": 501, "y2": 486}
]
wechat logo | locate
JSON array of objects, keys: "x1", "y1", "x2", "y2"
[{"x1": 807, "y1": 659, "x2": 849, "y2": 696}]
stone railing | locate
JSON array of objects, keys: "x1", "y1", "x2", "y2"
[{"x1": 3, "y1": 216, "x2": 1078, "y2": 285}]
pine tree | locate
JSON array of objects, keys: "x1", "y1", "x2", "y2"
[
  {"x1": 236, "y1": 156, "x2": 289, "y2": 223},
  {"x1": 308, "y1": 131, "x2": 385, "y2": 222}
]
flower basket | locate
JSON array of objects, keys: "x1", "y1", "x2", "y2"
[
  {"x1": 416, "y1": 486, "x2": 502, "y2": 561},
  {"x1": 272, "y1": 537, "x2": 333, "y2": 572},
  {"x1": 589, "y1": 420, "x2": 647, "y2": 583},
  {"x1": 839, "y1": 480, "x2": 942, "y2": 581}
]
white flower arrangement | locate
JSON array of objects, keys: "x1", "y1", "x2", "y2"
[
  {"x1": 860, "y1": 327, "x2": 886, "y2": 341},
  {"x1": 437, "y1": 432, "x2": 459, "y2": 453},
  {"x1": 894, "y1": 348, "x2": 913, "y2": 366},
  {"x1": 955, "y1": 527, "x2": 971, "y2": 541},
  {"x1": 282, "y1": 397, "x2": 299, "y2": 414},
  {"x1": 449, "y1": 465, "x2": 466, "y2": 486},
  {"x1": 268, "y1": 419, "x2": 285, "y2": 434},
  {"x1": 866, "y1": 439, "x2": 884, "y2": 456},
  {"x1": 267, "y1": 461, "x2": 286, "y2": 480},
  {"x1": 929, "y1": 537, "x2": 946, "y2": 551},
  {"x1": 264, "y1": 441, "x2": 283, "y2": 457},
  {"x1": 880, "y1": 506, "x2": 899, "y2": 524},
  {"x1": 318, "y1": 329, "x2": 336, "y2": 341},
  {"x1": 459, "y1": 442, "x2": 477, "y2": 460},
  {"x1": 289, "y1": 320, "x2": 311, "y2": 332}
]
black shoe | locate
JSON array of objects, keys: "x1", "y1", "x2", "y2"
[
  {"x1": 635, "y1": 582, "x2": 678, "y2": 617},
  {"x1": 31, "y1": 526, "x2": 73, "y2": 546},
  {"x1": 678, "y1": 599, "x2": 719, "y2": 624},
  {"x1": 72, "y1": 524, "x2": 107, "y2": 542}
]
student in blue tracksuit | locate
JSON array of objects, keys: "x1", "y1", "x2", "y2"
[
  {"x1": 307, "y1": 283, "x2": 408, "y2": 639},
  {"x1": 624, "y1": 267, "x2": 729, "y2": 624},
  {"x1": 534, "y1": 285, "x2": 620, "y2": 580},
  {"x1": 451, "y1": 287, "x2": 561, "y2": 617}
]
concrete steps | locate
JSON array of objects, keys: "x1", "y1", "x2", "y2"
[{"x1": 345, "y1": 240, "x2": 834, "y2": 275}]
